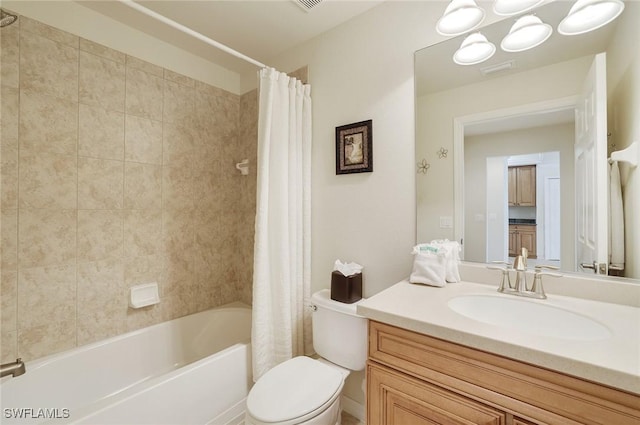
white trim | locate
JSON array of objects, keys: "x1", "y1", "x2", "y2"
[
  {"x1": 341, "y1": 395, "x2": 365, "y2": 423},
  {"x1": 453, "y1": 95, "x2": 578, "y2": 261}
]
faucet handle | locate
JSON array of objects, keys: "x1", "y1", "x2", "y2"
[
  {"x1": 531, "y1": 269, "x2": 562, "y2": 299},
  {"x1": 486, "y1": 263, "x2": 511, "y2": 291}
]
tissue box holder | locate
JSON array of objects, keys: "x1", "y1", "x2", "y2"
[{"x1": 331, "y1": 271, "x2": 362, "y2": 303}]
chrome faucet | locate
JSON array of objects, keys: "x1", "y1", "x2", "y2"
[{"x1": 1, "y1": 358, "x2": 26, "y2": 378}]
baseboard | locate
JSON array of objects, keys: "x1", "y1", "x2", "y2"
[{"x1": 341, "y1": 395, "x2": 365, "y2": 422}]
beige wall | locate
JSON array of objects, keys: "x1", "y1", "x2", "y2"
[{"x1": 0, "y1": 14, "x2": 257, "y2": 362}]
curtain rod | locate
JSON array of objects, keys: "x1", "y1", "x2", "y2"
[{"x1": 119, "y1": 0, "x2": 267, "y2": 69}]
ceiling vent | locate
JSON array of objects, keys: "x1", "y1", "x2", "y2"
[
  {"x1": 292, "y1": 0, "x2": 324, "y2": 12},
  {"x1": 480, "y1": 60, "x2": 517, "y2": 76}
]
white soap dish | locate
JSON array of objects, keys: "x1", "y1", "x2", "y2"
[{"x1": 130, "y1": 282, "x2": 160, "y2": 309}]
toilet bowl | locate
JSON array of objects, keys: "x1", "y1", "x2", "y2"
[{"x1": 245, "y1": 290, "x2": 367, "y2": 425}]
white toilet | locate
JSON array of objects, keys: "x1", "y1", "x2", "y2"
[{"x1": 245, "y1": 289, "x2": 368, "y2": 425}]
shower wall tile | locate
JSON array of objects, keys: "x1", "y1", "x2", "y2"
[
  {"x1": 77, "y1": 210, "x2": 124, "y2": 262},
  {"x1": 18, "y1": 321, "x2": 76, "y2": 361},
  {"x1": 164, "y1": 79, "x2": 195, "y2": 124},
  {"x1": 20, "y1": 31, "x2": 78, "y2": 102},
  {"x1": 2, "y1": 12, "x2": 254, "y2": 362},
  {"x1": 124, "y1": 254, "x2": 163, "y2": 289},
  {"x1": 1, "y1": 209, "x2": 18, "y2": 270},
  {"x1": 125, "y1": 67, "x2": 163, "y2": 121},
  {"x1": 1, "y1": 330, "x2": 17, "y2": 363},
  {"x1": 123, "y1": 209, "x2": 162, "y2": 258},
  {"x1": 1, "y1": 269, "x2": 18, "y2": 332},
  {"x1": 164, "y1": 69, "x2": 195, "y2": 87},
  {"x1": 162, "y1": 209, "x2": 194, "y2": 255},
  {"x1": 1, "y1": 86, "x2": 19, "y2": 143},
  {"x1": 19, "y1": 153, "x2": 77, "y2": 209},
  {"x1": 18, "y1": 209, "x2": 76, "y2": 268},
  {"x1": 17, "y1": 264, "x2": 76, "y2": 329},
  {"x1": 126, "y1": 55, "x2": 163, "y2": 78},
  {"x1": 77, "y1": 259, "x2": 125, "y2": 345},
  {"x1": 162, "y1": 165, "x2": 194, "y2": 211},
  {"x1": 19, "y1": 16, "x2": 79, "y2": 48},
  {"x1": 79, "y1": 51, "x2": 126, "y2": 113},
  {"x1": 124, "y1": 162, "x2": 162, "y2": 210},
  {"x1": 79, "y1": 38, "x2": 125, "y2": 64},
  {"x1": 78, "y1": 104, "x2": 125, "y2": 160},
  {"x1": 78, "y1": 157, "x2": 124, "y2": 209},
  {"x1": 77, "y1": 308, "x2": 126, "y2": 346},
  {"x1": 1, "y1": 86, "x2": 19, "y2": 209},
  {"x1": 124, "y1": 115, "x2": 163, "y2": 164},
  {"x1": 163, "y1": 120, "x2": 196, "y2": 167},
  {"x1": 0, "y1": 19, "x2": 19, "y2": 88},
  {"x1": 19, "y1": 90, "x2": 78, "y2": 156}
]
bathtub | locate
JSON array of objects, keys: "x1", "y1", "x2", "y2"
[{"x1": 0, "y1": 303, "x2": 252, "y2": 425}]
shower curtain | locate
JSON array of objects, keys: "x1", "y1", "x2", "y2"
[{"x1": 252, "y1": 67, "x2": 312, "y2": 381}]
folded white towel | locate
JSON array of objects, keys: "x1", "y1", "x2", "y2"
[
  {"x1": 430, "y1": 239, "x2": 461, "y2": 283},
  {"x1": 410, "y1": 244, "x2": 447, "y2": 287}
]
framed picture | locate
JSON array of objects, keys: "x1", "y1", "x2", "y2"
[{"x1": 335, "y1": 120, "x2": 373, "y2": 174}]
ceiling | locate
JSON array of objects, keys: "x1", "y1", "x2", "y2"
[{"x1": 78, "y1": 0, "x2": 385, "y2": 75}]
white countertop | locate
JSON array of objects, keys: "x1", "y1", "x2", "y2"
[{"x1": 357, "y1": 280, "x2": 640, "y2": 395}]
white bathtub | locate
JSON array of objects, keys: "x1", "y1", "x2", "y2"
[{"x1": 0, "y1": 304, "x2": 252, "y2": 425}]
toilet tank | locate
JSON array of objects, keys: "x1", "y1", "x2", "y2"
[{"x1": 311, "y1": 289, "x2": 368, "y2": 371}]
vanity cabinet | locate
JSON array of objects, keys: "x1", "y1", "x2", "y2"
[
  {"x1": 367, "y1": 320, "x2": 640, "y2": 425},
  {"x1": 508, "y1": 224, "x2": 536, "y2": 258},
  {"x1": 508, "y1": 165, "x2": 536, "y2": 207}
]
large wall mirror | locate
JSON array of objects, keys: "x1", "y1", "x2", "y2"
[{"x1": 415, "y1": 0, "x2": 639, "y2": 280}]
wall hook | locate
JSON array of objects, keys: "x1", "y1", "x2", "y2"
[{"x1": 236, "y1": 159, "x2": 249, "y2": 175}]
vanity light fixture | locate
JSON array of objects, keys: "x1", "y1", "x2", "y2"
[
  {"x1": 436, "y1": 0, "x2": 485, "y2": 36},
  {"x1": 453, "y1": 32, "x2": 496, "y2": 66},
  {"x1": 501, "y1": 15, "x2": 553, "y2": 52},
  {"x1": 558, "y1": 0, "x2": 625, "y2": 35},
  {"x1": 493, "y1": 0, "x2": 545, "y2": 16}
]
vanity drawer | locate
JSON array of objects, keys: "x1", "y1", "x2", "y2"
[
  {"x1": 368, "y1": 362, "x2": 506, "y2": 425},
  {"x1": 368, "y1": 320, "x2": 640, "y2": 425}
]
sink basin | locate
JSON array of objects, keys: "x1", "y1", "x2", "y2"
[{"x1": 447, "y1": 295, "x2": 612, "y2": 341}]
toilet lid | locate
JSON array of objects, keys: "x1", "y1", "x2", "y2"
[{"x1": 247, "y1": 356, "x2": 343, "y2": 423}]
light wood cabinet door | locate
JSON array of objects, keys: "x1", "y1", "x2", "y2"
[
  {"x1": 516, "y1": 166, "x2": 536, "y2": 206},
  {"x1": 368, "y1": 363, "x2": 506, "y2": 425},
  {"x1": 509, "y1": 227, "x2": 517, "y2": 256},
  {"x1": 509, "y1": 225, "x2": 537, "y2": 259},
  {"x1": 518, "y1": 227, "x2": 537, "y2": 257},
  {"x1": 508, "y1": 166, "x2": 536, "y2": 206}
]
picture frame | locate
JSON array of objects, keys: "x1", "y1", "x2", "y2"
[{"x1": 335, "y1": 120, "x2": 373, "y2": 174}]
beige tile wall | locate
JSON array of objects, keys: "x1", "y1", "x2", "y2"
[{"x1": 0, "y1": 14, "x2": 258, "y2": 362}]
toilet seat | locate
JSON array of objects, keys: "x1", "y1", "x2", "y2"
[{"x1": 246, "y1": 356, "x2": 345, "y2": 425}]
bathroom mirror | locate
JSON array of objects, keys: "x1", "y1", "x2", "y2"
[{"x1": 415, "y1": 1, "x2": 639, "y2": 280}]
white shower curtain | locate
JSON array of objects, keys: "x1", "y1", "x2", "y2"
[{"x1": 251, "y1": 67, "x2": 312, "y2": 381}]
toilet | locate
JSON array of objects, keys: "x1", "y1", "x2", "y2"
[{"x1": 245, "y1": 289, "x2": 368, "y2": 425}]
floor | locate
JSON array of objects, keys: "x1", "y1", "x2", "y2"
[{"x1": 341, "y1": 411, "x2": 363, "y2": 425}]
